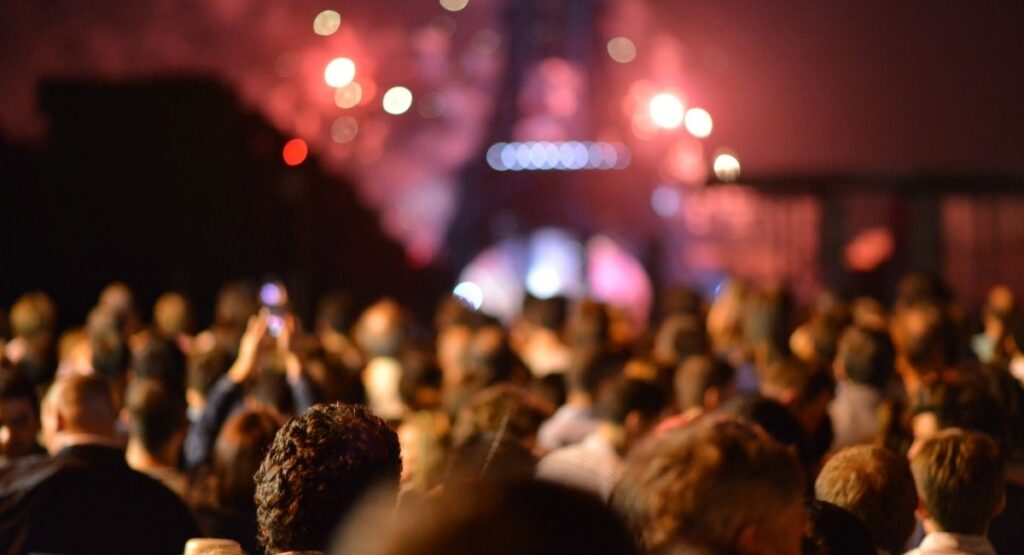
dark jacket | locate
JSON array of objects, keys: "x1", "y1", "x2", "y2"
[{"x1": 0, "y1": 443, "x2": 199, "y2": 554}]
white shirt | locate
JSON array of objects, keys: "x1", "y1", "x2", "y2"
[
  {"x1": 536, "y1": 432, "x2": 623, "y2": 501},
  {"x1": 536, "y1": 405, "x2": 600, "y2": 452}
]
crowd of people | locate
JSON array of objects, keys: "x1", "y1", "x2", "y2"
[{"x1": 1, "y1": 273, "x2": 1022, "y2": 554}]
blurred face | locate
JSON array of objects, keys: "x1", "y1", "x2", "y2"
[{"x1": 0, "y1": 397, "x2": 40, "y2": 458}]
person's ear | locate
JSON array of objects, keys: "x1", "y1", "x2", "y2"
[{"x1": 995, "y1": 489, "x2": 1007, "y2": 518}]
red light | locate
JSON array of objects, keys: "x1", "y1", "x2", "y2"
[{"x1": 282, "y1": 138, "x2": 308, "y2": 166}]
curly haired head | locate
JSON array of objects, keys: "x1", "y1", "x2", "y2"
[{"x1": 255, "y1": 402, "x2": 402, "y2": 554}]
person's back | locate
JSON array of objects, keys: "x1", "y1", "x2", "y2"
[{"x1": 0, "y1": 374, "x2": 198, "y2": 554}]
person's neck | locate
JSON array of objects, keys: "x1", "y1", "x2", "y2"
[
  {"x1": 125, "y1": 438, "x2": 175, "y2": 471},
  {"x1": 566, "y1": 391, "x2": 592, "y2": 408},
  {"x1": 595, "y1": 421, "x2": 627, "y2": 454},
  {"x1": 923, "y1": 519, "x2": 988, "y2": 537},
  {"x1": 49, "y1": 431, "x2": 122, "y2": 454}
]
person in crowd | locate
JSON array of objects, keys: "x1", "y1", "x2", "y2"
[
  {"x1": 254, "y1": 402, "x2": 402, "y2": 554},
  {"x1": 659, "y1": 353, "x2": 735, "y2": 430},
  {"x1": 536, "y1": 348, "x2": 626, "y2": 452},
  {"x1": 757, "y1": 356, "x2": 835, "y2": 472},
  {"x1": 537, "y1": 376, "x2": 667, "y2": 500},
  {"x1": 814, "y1": 445, "x2": 918, "y2": 555},
  {"x1": 829, "y1": 326, "x2": 896, "y2": 449},
  {"x1": 355, "y1": 298, "x2": 411, "y2": 421},
  {"x1": 0, "y1": 367, "x2": 44, "y2": 461},
  {"x1": 907, "y1": 429, "x2": 1005, "y2": 555},
  {"x1": 190, "y1": 407, "x2": 280, "y2": 555},
  {"x1": 335, "y1": 479, "x2": 637, "y2": 555},
  {"x1": 0, "y1": 374, "x2": 198, "y2": 553},
  {"x1": 184, "y1": 309, "x2": 315, "y2": 470},
  {"x1": 611, "y1": 416, "x2": 805, "y2": 554},
  {"x1": 971, "y1": 285, "x2": 1015, "y2": 365},
  {"x1": 125, "y1": 377, "x2": 189, "y2": 497},
  {"x1": 514, "y1": 295, "x2": 572, "y2": 377},
  {"x1": 149, "y1": 291, "x2": 194, "y2": 351},
  {"x1": 4, "y1": 291, "x2": 57, "y2": 386},
  {"x1": 802, "y1": 499, "x2": 876, "y2": 555}
]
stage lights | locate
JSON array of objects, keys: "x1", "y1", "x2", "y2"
[
  {"x1": 324, "y1": 58, "x2": 356, "y2": 88},
  {"x1": 382, "y1": 86, "x2": 413, "y2": 115},
  {"x1": 684, "y1": 107, "x2": 713, "y2": 138},
  {"x1": 486, "y1": 141, "x2": 631, "y2": 171},
  {"x1": 713, "y1": 152, "x2": 741, "y2": 182},
  {"x1": 648, "y1": 93, "x2": 685, "y2": 129}
]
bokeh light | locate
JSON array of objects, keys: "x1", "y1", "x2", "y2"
[
  {"x1": 440, "y1": 0, "x2": 469, "y2": 12},
  {"x1": 334, "y1": 82, "x2": 363, "y2": 109},
  {"x1": 607, "y1": 37, "x2": 637, "y2": 63},
  {"x1": 649, "y1": 92, "x2": 685, "y2": 129},
  {"x1": 713, "y1": 152, "x2": 742, "y2": 182},
  {"x1": 651, "y1": 185, "x2": 681, "y2": 217},
  {"x1": 330, "y1": 116, "x2": 359, "y2": 143},
  {"x1": 324, "y1": 58, "x2": 356, "y2": 88},
  {"x1": 452, "y1": 281, "x2": 484, "y2": 310},
  {"x1": 282, "y1": 138, "x2": 308, "y2": 166},
  {"x1": 684, "y1": 107, "x2": 713, "y2": 138},
  {"x1": 313, "y1": 10, "x2": 341, "y2": 36},
  {"x1": 485, "y1": 141, "x2": 630, "y2": 171},
  {"x1": 382, "y1": 86, "x2": 413, "y2": 115}
]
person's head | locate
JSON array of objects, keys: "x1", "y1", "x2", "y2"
[
  {"x1": 152, "y1": 292, "x2": 192, "y2": 339},
  {"x1": 354, "y1": 298, "x2": 409, "y2": 359},
  {"x1": 399, "y1": 349, "x2": 443, "y2": 412},
  {"x1": 910, "y1": 429, "x2": 1005, "y2": 535},
  {"x1": 597, "y1": 376, "x2": 667, "y2": 448},
  {"x1": 803, "y1": 499, "x2": 876, "y2": 555},
  {"x1": 397, "y1": 410, "x2": 450, "y2": 493},
  {"x1": 451, "y1": 384, "x2": 551, "y2": 452},
  {"x1": 567, "y1": 299, "x2": 612, "y2": 351},
  {"x1": 87, "y1": 306, "x2": 131, "y2": 382},
  {"x1": 9, "y1": 291, "x2": 56, "y2": 342},
  {"x1": 651, "y1": 312, "x2": 708, "y2": 367},
  {"x1": 566, "y1": 347, "x2": 626, "y2": 399},
  {"x1": 316, "y1": 291, "x2": 356, "y2": 335},
  {"x1": 910, "y1": 376, "x2": 1007, "y2": 456},
  {"x1": 0, "y1": 368, "x2": 41, "y2": 458},
  {"x1": 336, "y1": 479, "x2": 637, "y2": 555},
  {"x1": 208, "y1": 408, "x2": 280, "y2": 509},
  {"x1": 759, "y1": 357, "x2": 834, "y2": 437},
  {"x1": 40, "y1": 374, "x2": 118, "y2": 454},
  {"x1": 814, "y1": 445, "x2": 917, "y2": 555},
  {"x1": 892, "y1": 302, "x2": 952, "y2": 379},
  {"x1": 133, "y1": 336, "x2": 187, "y2": 395},
  {"x1": 214, "y1": 281, "x2": 258, "y2": 331},
  {"x1": 675, "y1": 354, "x2": 735, "y2": 413},
  {"x1": 612, "y1": 416, "x2": 806, "y2": 554},
  {"x1": 255, "y1": 403, "x2": 402, "y2": 554},
  {"x1": 834, "y1": 326, "x2": 895, "y2": 389},
  {"x1": 125, "y1": 378, "x2": 187, "y2": 461}
]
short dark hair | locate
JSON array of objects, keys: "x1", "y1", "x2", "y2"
[
  {"x1": 804, "y1": 499, "x2": 876, "y2": 555},
  {"x1": 0, "y1": 368, "x2": 39, "y2": 416},
  {"x1": 597, "y1": 377, "x2": 667, "y2": 425},
  {"x1": 837, "y1": 326, "x2": 894, "y2": 389},
  {"x1": 815, "y1": 445, "x2": 917, "y2": 555},
  {"x1": 611, "y1": 416, "x2": 804, "y2": 552},
  {"x1": 125, "y1": 378, "x2": 186, "y2": 456},
  {"x1": 255, "y1": 403, "x2": 402, "y2": 554},
  {"x1": 133, "y1": 337, "x2": 187, "y2": 395},
  {"x1": 674, "y1": 355, "x2": 734, "y2": 412},
  {"x1": 911, "y1": 429, "x2": 1005, "y2": 535},
  {"x1": 567, "y1": 348, "x2": 626, "y2": 396}
]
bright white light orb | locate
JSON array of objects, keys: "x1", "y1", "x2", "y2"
[
  {"x1": 382, "y1": 86, "x2": 413, "y2": 115},
  {"x1": 526, "y1": 266, "x2": 563, "y2": 299},
  {"x1": 713, "y1": 153, "x2": 742, "y2": 182},
  {"x1": 440, "y1": 0, "x2": 469, "y2": 12},
  {"x1": 453, "y1": 281, "x2": 484, "y2": 310},
  {"x1": 684, "y1": 107, "x2": 713, "y2": 138},
  {"x1": 313, "y1": 10, "x2": 341, "y2": 36},
  {"x1": 649, "y1": 93, "x2": 685, "y2": 129},
  {"x1": 324, "y1": 58, "x2": 356, "y2": 88},
  {"x1": 607, "y1": 37, "x2": 637, "y2": 63}
]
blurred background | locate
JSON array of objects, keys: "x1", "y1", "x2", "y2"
[{"x1": 1, "y1": 0, "x2": 1022, "y2": 327}]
